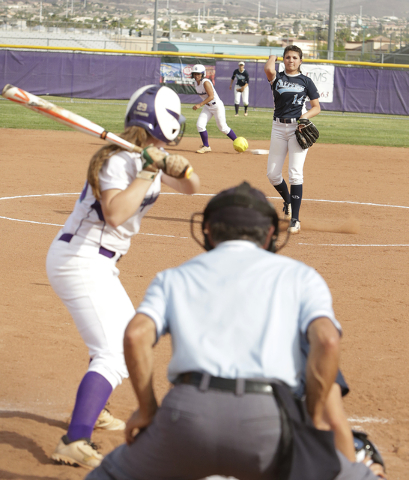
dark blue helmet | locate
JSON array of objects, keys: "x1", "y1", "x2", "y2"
[
  {"x1": 125, "y1": 85, "x2": 185, "y2": 145},
  {"x1": 353, "y1": 430, "x2": 385, "y2": 468}
]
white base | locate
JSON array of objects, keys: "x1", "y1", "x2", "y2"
[{"x1": 250, "y1": 149, "x2": 269, "y2": 155}]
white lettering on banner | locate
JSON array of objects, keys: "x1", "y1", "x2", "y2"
[
  {"x1": 301, "y1": 65, "x2": 334, "y2": 103},
  {"x1": 278, "y1": 63, "x2": 334, "y2": 103}
]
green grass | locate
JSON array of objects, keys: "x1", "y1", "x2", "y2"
[{"x1": 1, "y1": 96, "x2": 408, "y2": 148}]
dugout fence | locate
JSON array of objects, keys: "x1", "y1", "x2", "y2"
[{"x1": 1, "y1": 47, "x2": 409, "y2": 115}]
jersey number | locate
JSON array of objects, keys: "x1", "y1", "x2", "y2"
[
  {"x1": 292, "y1": 94, "x2": 305, "y2": 105},
  {"x1": 136, "y1": 102, "x2": 148, "y2": 111}
]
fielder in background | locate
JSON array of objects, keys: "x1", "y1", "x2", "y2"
[
  {"x1": 46, "y1": 84, "x2": 200, "y2": 469},
  {"x1": 264, "y1": 45, "x2": 321, "y2": 234},
  {"x1": 86, "y1": 182, "x2": 379, "y2": 480},
  {"x1": 229, "y1": 61, "x2": 250, "y2": 116},
  {"x1": 191, "y1": 64, "x2": 238, "y2": 154}
]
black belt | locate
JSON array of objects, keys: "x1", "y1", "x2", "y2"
[
  {"x1": 175, "y1": 372, "x2": 273, "y2": 394},
  {"x1": 59, "y1": 233, "x2": 118, "y2": 259},
  {"x1": 274, "y1": 117, "x2": 298, "y2": 124}
]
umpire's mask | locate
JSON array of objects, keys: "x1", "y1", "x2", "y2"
[{"x1": 190, "y1": 181, "x2": 281, "y2": 253}]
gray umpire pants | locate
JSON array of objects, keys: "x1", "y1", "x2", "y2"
[
  {"x1": 86, "y1": 383, "x2": 281, "y2": 480},
  {"x1": 85, "y1": 383, "x2": 378, "y2": 480}
]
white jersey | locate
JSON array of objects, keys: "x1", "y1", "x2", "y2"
[
  {"x1": 63, "y1": 150, "x2": 162, "y2": 256},
  {"x1": 195, "y1": 78, "x2": 221, "y2": 106}
]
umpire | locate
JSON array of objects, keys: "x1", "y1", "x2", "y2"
[{"x1": 86, "y1": 182, "x2": 379, "y2": 480}]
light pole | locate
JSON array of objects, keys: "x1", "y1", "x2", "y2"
[
  {"x1": 327, "y1": 0, "x2": 335, "y2": 60},
  {"x1": 152, "y1": 0, "x2": 158, "y2": 51},
  {"x1": 361, "y1": 25, "x2": 367, "y2": 59}
]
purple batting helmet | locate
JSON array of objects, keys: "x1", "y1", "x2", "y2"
[{"x1": 125, "y1": 85, "x2": 185, "y2": 145}]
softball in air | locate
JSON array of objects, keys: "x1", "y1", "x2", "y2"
[{"x1": 233, "y1": 137, "x2": 249, "y2": 153}]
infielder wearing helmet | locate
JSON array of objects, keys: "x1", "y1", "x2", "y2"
[
  {"x1": 46, "y1": 84, "x2": 199, "y2": 469},
  {"x1": 191, "y1": 63, "x2": 206, "y2": 80},
  {"x1": 191, "y1": 63, "x2": 238, "y2": 154},
  {"x1": 229, "y1": 61, "x2": 250, "y2": 116},
  {"x1": 264, "y1": 45, "x2": 321, "y2": 234}
]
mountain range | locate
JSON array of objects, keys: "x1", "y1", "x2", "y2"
[{"x1": 109, "y1": 0, "x2": 409, "y2": 19}]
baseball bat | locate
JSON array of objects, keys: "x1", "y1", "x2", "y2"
[{"x1": 1, "y1": 84, "x2": 193, "y2": 179}]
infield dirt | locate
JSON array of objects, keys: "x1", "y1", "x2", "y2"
[{"x1": 0, "y1": 130, "x2": 408, "y2": 479}]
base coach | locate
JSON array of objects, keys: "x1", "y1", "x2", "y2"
[{"x1": 86, "y1": 182, "x2": 379, "y2": 480}]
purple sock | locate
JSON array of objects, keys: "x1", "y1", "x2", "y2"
[
  {"x1": 199, "y1": 131, "x2": 209, "y2": 147},
  {"x1": 67, "y1": 371, "x2": 112, "y2": 442},
  {"x1": 227, "y1": 129, "x2": 237, "y2": 141}
]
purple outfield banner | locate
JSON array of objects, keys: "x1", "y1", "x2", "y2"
[{"x1": 1, "y1": 50, "x2": 408, "y2": 115}]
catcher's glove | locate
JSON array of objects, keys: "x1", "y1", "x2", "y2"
[{"x1": 295, "y1": 118, "x2": 319, "y2": 150}]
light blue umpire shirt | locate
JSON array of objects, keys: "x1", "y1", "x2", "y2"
[{"x1": 136, "y1": 240, "x2": 341, "y2": 387}]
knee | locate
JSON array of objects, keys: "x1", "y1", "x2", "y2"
[
  {"x1": 220, "y1": 125, "x2": 230, "y2": 134},
  {"x1": 88, "y1": 355, "x2": 128, "y2": 390},
  {"x1": 267, "y1": 171, "x2": 283, "y2": 186},
  {"x1": 289, "y1": 174, "x2": 304, "y2": 185},
  {"x1": 197, "y1": 125, "x2": 206, "y2": 133}
]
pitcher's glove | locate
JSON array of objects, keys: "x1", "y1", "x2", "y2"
[
  {"x1": 140, "y1": 146, "x2": 192, "y2": 179},
  {"x1": 295, "y1": 119, "x2": 320, "y2": 150}
]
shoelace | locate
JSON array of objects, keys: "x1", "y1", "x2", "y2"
[{"x1": 89, "y1": 441, "x2": 100, "y2": 451}]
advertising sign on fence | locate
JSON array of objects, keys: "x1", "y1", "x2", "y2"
[
  {"x1": 279, "y1": 63, "x2": 335, "y2": 103},
  {"x1": 160, "y1": 57, "x2": 215, "y2": 94}
]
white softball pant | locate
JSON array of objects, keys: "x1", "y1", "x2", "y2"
[
  {"x1": 267, "y1": 119, "x2": 308, "y2": 186},
  {"x1": 196, "y1": 103, "x2": 231, "y2": 135},
  {"x1": 234, "y1": 86, "x2": 249, "y2": 106},
  {"x1": 46, "y1": 232, "x2": 134, "y2": 390}
]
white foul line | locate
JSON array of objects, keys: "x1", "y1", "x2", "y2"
[
  {"x1": 348, "y1": 417, "x2": 389, "y2": 424},
  {"x1": 298, "y1": 243, "x2": 409, "y2": 247},
  {"x1": 161, "y1": 192, "x2": 409, "y2": 210},
  {"x1": 0, "y1": 193, "x2": 408, "y2": 245}
]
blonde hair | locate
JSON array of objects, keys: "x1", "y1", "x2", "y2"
[{"x1": 87, "y1": 126, "x2": 150, "y2": 200}]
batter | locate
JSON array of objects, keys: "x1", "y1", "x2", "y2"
[
  {"x1": 46, "y1": 84, "x2": 200, "y2": 469},
  {"x1": 191, "y1": 64, "x2": 237, "y2": 154}
]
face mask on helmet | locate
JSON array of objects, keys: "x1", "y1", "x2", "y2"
[
  {"x1": 190, "y1": 182, "x2": 285, "y2": 253},
  {"x1": 191, "y1": 64, "x2": 206, "y2": 80},
  {"x1": 124, "y1": 85, "x2": 185, "y2": 145}
]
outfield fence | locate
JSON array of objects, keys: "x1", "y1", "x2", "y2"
[{"x1": 1, "y1": 47, "x2": 409, "y2": 115}]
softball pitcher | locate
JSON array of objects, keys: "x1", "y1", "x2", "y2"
[
  {"x1": 264, "y1": 45, "x2": 321, "y2": 234},
  {"x1": 229, "y1": 61, "x2": 250, "y2": 116},
  {"x1": 191, "y1": 64, "x2": 237, "y2": 154},
  {"x1": 46, "y1": 84, "x2": 200, "y2": 469}
]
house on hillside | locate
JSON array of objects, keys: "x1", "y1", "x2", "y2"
[{"x1": 345, "y1": 35, "x2": 396, "y2": 61}]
